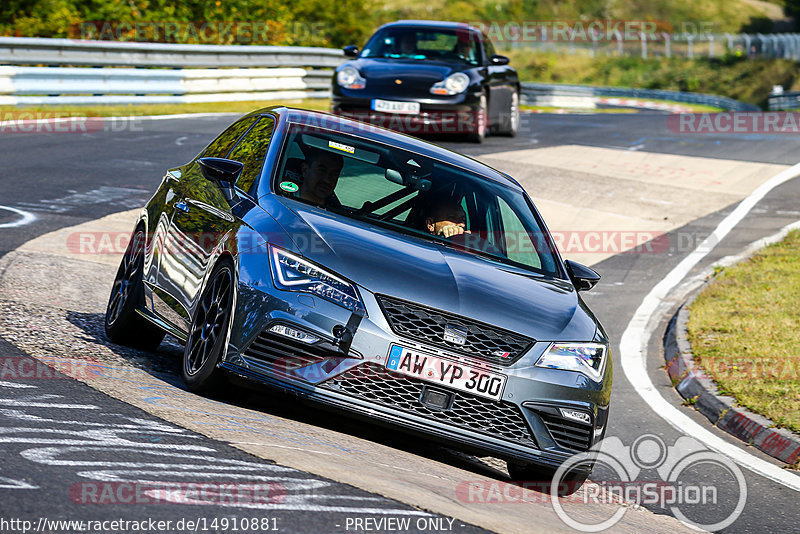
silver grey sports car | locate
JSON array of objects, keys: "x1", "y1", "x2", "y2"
[{"x1": 105, "y1": 107, "x2": 612, "y2": 491}]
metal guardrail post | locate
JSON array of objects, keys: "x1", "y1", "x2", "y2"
[
  {"x1": 614, "y1": 30, "x2": 623, "y2": 56},
  {"x1": 640, "y1": 31, "x2": 647, "y2": 59},
  {"x1": 590, "y1": 29, "x2": 599, "y2": 58}
]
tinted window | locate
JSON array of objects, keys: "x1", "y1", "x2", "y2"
[
  {"x1": 202, "y1": 117, "x2": 257, "y2": 158},
  {"x1": 228, "y1": 116, "x2": 275, "y2": 194},
  {"x1": 483, "y1": 36, "x2": 496, "y2": 61},
  {"x1": 361, "y1": 28, "x2": 480, "y2": 65},
  {"x1": 275, "y1": 125, "x2": 560, "y2": 277}
]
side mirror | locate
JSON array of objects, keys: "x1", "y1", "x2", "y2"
[
  {"x1": 343, "y1": 45, "x2": 359, "y2": 58},
  {"x1": 490, "y1": 54, "x2": 510, "y2": 65},
  {"x1": 197, "y1": 157, "x2": 243, "y2": 203},
  {"x1": 565, "y1": 260, "x2": 600, "y2": 292}
]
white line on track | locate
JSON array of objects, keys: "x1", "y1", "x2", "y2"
[
  {"x1": 620, "y1": 162, "x2": 800, "y2": 491},
  {"x1": 0, "y1": 205, "x2": 36, "y2": 228}
]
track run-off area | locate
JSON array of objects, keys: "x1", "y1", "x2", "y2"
[{"x1": 0, "y1": 111, "x2": 799, "y2": 533}]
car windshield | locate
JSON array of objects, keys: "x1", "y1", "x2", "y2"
[
  {"x1": 360, "y1": 27, "x2": 480, "y2": 65},
  {"x1": 274, "y1": 125, "x2": 562, "y2": 278}
]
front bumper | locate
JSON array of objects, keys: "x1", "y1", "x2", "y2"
[
  {"x1": 331, "y1": 93, "x2": 482, "y2": 135},
  {"x1": 224, "y1": 280, "x2": 611, "y2": 468}
]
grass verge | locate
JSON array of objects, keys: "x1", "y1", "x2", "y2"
[
  {"x1": 0, "y1": 99, "x2": 330, "y2": 118},
  {"x1": 688, "y1": 230, "x2": 800, "y2": 433},
  {"x1": 504, "y1": 50, "x2": 799, "y2": 107}
]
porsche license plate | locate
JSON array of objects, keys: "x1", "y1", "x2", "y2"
[
  {"x1": 372, "y1": 99, "x2": 420, "y2": 115},
  {"x1": 385, "y1": 345, "x2": 506, "y2": 401}
]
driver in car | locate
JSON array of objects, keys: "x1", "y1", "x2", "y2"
[
  {"x1": 425, "y1": 199, "x2": 470, "y2": 238},
  {"x1": 298, "y1": 147, "x2": 344, "y2": 207}
]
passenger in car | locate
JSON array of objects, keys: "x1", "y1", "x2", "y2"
[{"x1": 297, "y1": 147, "x2": 344, "y2": 207}]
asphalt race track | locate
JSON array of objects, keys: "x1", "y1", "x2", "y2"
[{"x1": 1, "y1": 110, "x2": 799, "y2": 533}]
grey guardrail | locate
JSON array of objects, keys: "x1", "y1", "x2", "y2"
[
  {"x1": 521, "y1": 82, "x2": 759, "y2": 111},
  {"x1": 768, "y1": 92, "x2": 800, "y2": 110},
  {"x1": 0, "y1": 37, "x2": 342, "y2": 105},
  {"x1": 0, "y1": 36, "x2": 345, "y2": 68}
]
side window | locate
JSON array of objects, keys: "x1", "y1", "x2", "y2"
[
  {"x1": 228, "y1": 116, "x2": 275, "y2": 194},
  {"x1": 498, "y1": 197, "x2": 542, "y2": 269},
  {"x1": 202, "y1": 117, "x2": 257, "y2": 158},
  {"x1": 483, "y1": 35, "x2": 496, "y2": 61}
]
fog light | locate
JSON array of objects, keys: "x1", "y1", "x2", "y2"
[
  {"x1": 269, "y1": 325, "x2": 319, "y2": 344},
  {"x1": 560, "y1": 408, "x2": 591, "y2": 425}
]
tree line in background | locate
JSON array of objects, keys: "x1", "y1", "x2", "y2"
[{"x1": 0, "y1": 0, "x2": 794, "y2": 48}]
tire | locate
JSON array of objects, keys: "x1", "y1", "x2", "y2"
[
  {"x1": 466, "y1": 93, "x2": 488, "y2": 143},
  {"x1": 497, "y1": 90, "x2": 520, "y2": 137},
  {"x1": 507, "y1": 461, "x2": 591, "y2": 497},
  {"x1": 104, "y1": 228, "x2": 165, "y2": 350},
  {"x1": 182, "y1": 259, "x2": 234, "y2": 394}
]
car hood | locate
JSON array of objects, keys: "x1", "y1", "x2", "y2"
[
  {"x1": 345, "y1": 58, "x2": 462, "y2": 96},
  {"x1": 266, "y1": 199, "x2": 599, "y2": 342}
]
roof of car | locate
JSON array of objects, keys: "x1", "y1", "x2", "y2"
[
  {"x1": 379, "y1": 20, "x2": 484, "y2": 34},
  {"x1": 257, "y1": 106, "x2": 521, "y2": 190}
]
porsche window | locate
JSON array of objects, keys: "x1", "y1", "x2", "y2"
[
  {"x1": 361, "y1": 28, "x2": 480, "y2": 65},
  {"x1": 275, "y1": 126, "x2": 559, "y2": 277}
]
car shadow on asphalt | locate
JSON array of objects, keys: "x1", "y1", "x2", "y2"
[{"x1": 65, "y1": 310, "x2": 517, "y2": 486}]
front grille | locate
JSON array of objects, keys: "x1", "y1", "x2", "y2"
[
  {"x1": 320, "y1": 363, "x2": 535, "y2": 447},
  {"x1": 538, "y1": 412, "x2": 593, "y2": 453},
  {"x1": 377, "y1": 295, "x2": 533, "y2": 366},
  {"x1": 243, "y1": 330, "x2": 332, "y2": 372}
]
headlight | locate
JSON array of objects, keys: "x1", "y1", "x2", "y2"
[
  {"x1": 269, "y1": 245, "x2": 364, "y2": 312},
  {"x1": 430, "y1": 73, "x2": 470, "y2": 95},
  {"x1": 337, "y1": 67, "x2": 366, "y2": 89},
  {"x1": 535, "y1": 342, "x2": 607, "y2": 382}
]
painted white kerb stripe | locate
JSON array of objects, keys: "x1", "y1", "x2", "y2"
[
  {"x1": 0, "y1": 205, "x2": 35, "y2": 228},
  {"x1": 620, "y1": 161, "x2": 800, "y2": 492}
]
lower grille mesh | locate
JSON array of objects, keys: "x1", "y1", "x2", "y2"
[
  {"x1": 538, "y1": 412, "x2": 592, "y2": 453},
  {"x1": 320, "y1": 363, "x2": 534, "y2": 446},
  {"x1": 243, "y1": 331, "x2": 331, "y2": 371}
]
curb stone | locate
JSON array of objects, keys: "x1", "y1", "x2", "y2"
[{"x1": 664, "y1": 300, "x2": 800, "y2": 465}]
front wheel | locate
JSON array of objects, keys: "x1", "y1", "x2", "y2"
[
  {"x1": 104, "y1": 228, "x2": 165, "y2": 350},
  {"x1": 507, "y1": 461, "x2": 591, "y2": 496},
  {"x1": 466, "y1": 94, "x2": 488, "y2": 143},
  {"x1": 182, "y1": 260, "x2": 234, "y2": 394}
]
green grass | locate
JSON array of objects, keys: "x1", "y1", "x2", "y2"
[
  {"x1": 504, "y1": 49, "x2": 799, "y2": 107},
  {"x1": 1, "y1": 95, "x2": 720, "y2": 119},
  {"x1": 0, "y1": 99, "x2": 330, "y2": 118},
  {"x1": 688, "y1": 230, "x2": 800, "y2": 433}
]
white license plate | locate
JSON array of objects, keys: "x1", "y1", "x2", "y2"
[
  {"x1": 372, "y1": 99, "x2": 420, "y2": 115},
  {"x1": 385, "y1": 345, "x2": 507, "y2": 401}
]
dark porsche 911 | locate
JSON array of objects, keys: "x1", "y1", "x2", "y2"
[
  {"x1": 331, "y1": 21, "x2": 520, "y2": 142},
  {"x1": 105, "y1": 108, "x2": 611, "y2": 492}
]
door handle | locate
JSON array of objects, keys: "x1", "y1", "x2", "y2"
[{"x1": 174, "y1": 201, "x2": 189, "y2": 213}]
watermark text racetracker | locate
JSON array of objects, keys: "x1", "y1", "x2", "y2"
[
  {"x1": 67, "y1": 230, "x2": 672, "y2": 256},
  {"x1": 0, "y1": 113, "x2": 145, "y2": 134},
  {"x1": 669, "y1": 112, "x2": 800, "y2": 134},
  {"x1": 458, "y1": 434, "x2": 747, "y2": 532},
  {"x1": 466, "y1": 20, "x2": 716, "y2": 42},
  {"x1": 0, "y1": 516, "x2": 280, "y2": 533}
]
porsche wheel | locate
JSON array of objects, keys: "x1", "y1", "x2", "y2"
[
  {"x1": 104, "y1": 228, "x2": 165, "y2": 350},
  {"x1": 497, "y1": 90, "x2": 520, "y2": 137},
  {"x1": 182, "y1": 259, "x2": 234, "y2": 393},
  {"x1": 467, "y1": 93, "x2": 488, "y2": 143}
]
